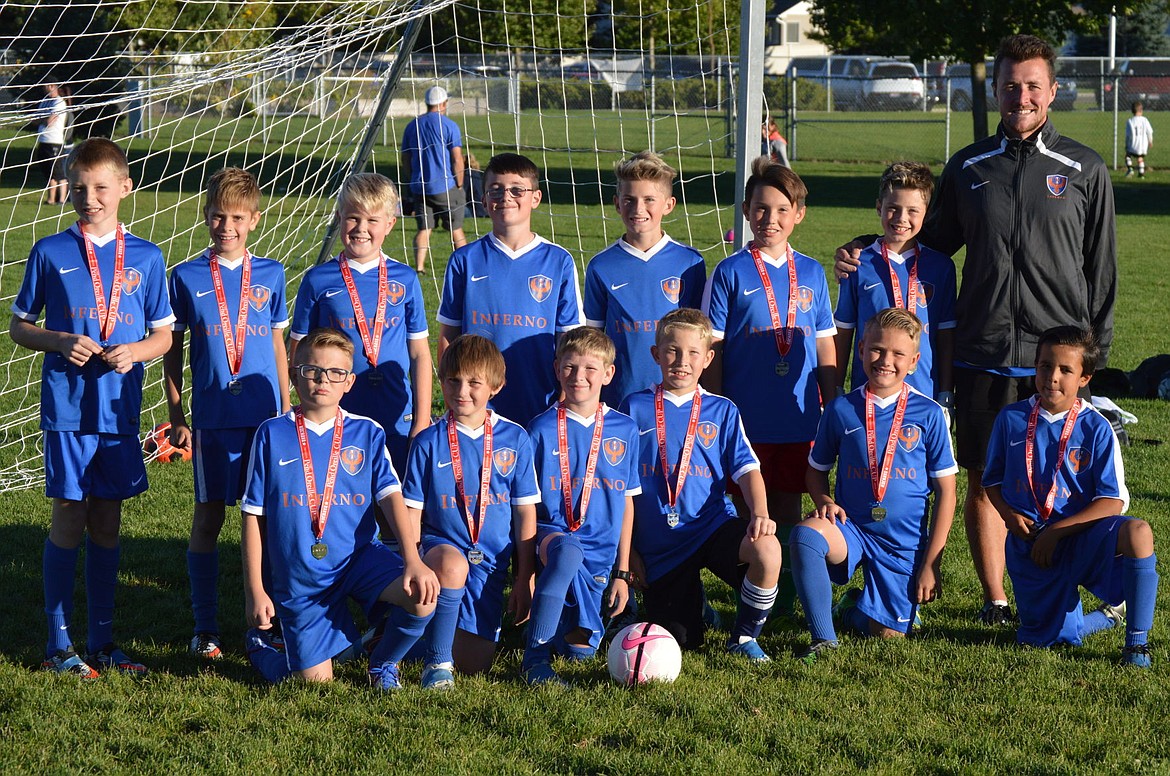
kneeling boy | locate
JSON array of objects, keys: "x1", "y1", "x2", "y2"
[
  {"x1": 984, "y1": 326, "x2": 1158, "y2": 666},
  {"x1": 240, "y1": 328, "x2": 438, "y2": 688},
  {"x1": 792, "y1": 308, "x2": 956, "y2": 662}
]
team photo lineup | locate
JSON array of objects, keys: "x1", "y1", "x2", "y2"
[{"x1": 15, "y1": 31, "x2": 1160, "y2": 692}]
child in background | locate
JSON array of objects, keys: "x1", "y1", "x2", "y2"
[
  {"x1": 984, "y1": 325, "x2": 1158, "y2": 666},
  {"x1": 523, "y1": 327, "x2": 641, "y2": 685},
  {"x1": 1125, "y1": 101, "x2": 1154, "y2": 178},
  {"x1": 792, "y1": 309, "x2": 956, "y2": 662},
  {"x1": 583, "y1": 150, "x2": 706, "y2": 406},
  {"x1": 402, "y1": 334, "x2": 540, "y2": 686},
  {"x1": 165, "y1": 167, "x2": 290, "y2": 660},
  {"x1": 240, "y1": 328, "x2": 437, "y2": 689},
  {"x1": 11, "y1": 138, "x2": 174, "y2": 676}
]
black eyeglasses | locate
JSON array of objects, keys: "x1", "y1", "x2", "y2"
[
  {"x1": 296, "y1": 364, "x2": 351, "y2": 383},
  {"x1": 486, "y1": 186, "x2": 537, "y2": 201}
]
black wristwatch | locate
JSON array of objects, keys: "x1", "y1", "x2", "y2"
[{"x1": 612, "y1": 570, "x2": 635, "y2": 583}]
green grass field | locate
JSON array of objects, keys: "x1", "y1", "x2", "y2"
[{"x1": 1, "y1": 110, "x2": 1169, "y2": 773}]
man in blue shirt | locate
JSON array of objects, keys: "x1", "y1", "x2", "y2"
[{"x1": 401, "y1": 86, "x2": 467, "y2": 274}]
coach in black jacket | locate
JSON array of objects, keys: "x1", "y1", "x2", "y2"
[{"x1": 836, "y1": 34, "x2": 1116, "y2": 626}]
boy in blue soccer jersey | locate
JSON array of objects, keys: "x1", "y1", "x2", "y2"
[
  {"x1": 522, "y1": 327, "x2": 642, "y2": 685},
  {"x1": 584, "y1": 151, "x2": 706, "y2": 406},
  {"x1": 290, "y1": 173, "x2": 432, "y2": 475},
  {"x1": 240, "y1": 328, "x2": 438, "y2": 689},
  {"x1": 620, "y1": 309, "x2": 781, "y2": 659},
  {"x1": 402, "y1": 334, "x2": 540, "y2": 686},
  {"x1": 791, "y1": 309, "x2": 957, "y2": 662},
  {"x1": 164, "y1": 168, "x2": 291, "y2": 660},
  {"x1": 833, "y1": 162, "x2": 956, "y2": 405},
  {"x1": 437, "y1": 152, "x2": 584, "y2": 426},
  {"x1": 702, "y1": 156, "x2": 836, "y2": 613},
  {"x1": 984, "y1": 326, "x2": 1158, "y2": 666},
  {"x1": 10, "y1": 138, "x2": 174, "y2": 677}
]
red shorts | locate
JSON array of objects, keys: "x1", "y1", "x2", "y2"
[{"x1": 727, "y1": 441, "x2": 811, "y2": 496}]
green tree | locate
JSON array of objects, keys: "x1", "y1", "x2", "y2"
[
  {"x1": 421, "y1": 0, "x2": 599, "y2": 56},
  {"x1": 807, "y1": 0, "x2": 1148, "y2": 140},
  {"x1": 1074, "y1": 3, "x2": 1170, "y2": 57}
]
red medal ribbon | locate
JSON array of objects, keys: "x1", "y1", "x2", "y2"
[
  {"x1": 80, "y1": 222, "x2": 125, "y2": 343},
  {"x1": 338, "y1": 254, "x2": 389, "y2": 370},
  {"x1": 1025, "y1": 398, "x2": 1081, "y2": 522},
  {"x1": 749, "y1": 242, "x2": 798, "y2": 358},
  {"x1": 208, "y1": 251, "x2": 252, "y2": 378},
  {"x1": 865, "y1": 383, "x2": 910, "y2": 506},
  {"x1": 654, "y1": 385, "x2": 703, "y2": 515},
  {"x1": 557, "y1": 402, "x2": 605, "y2": 532},
  {"x1": 879, "y1": 241, "x2": 918, "y2": 313},
  {"x1": 294, "y1": 406, "x2": 345, "y2": 543},
  {"x1": 447, "y1": 410, "x2": 493, "y2": 547}
]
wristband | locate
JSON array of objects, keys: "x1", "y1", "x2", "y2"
[{"x1": 612, "y1": 570, "x2": 635, "y2": 583}]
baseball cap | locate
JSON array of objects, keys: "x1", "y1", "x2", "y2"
[{"x1": 425, "y1": 86, "x2": 448, "y2": 106}]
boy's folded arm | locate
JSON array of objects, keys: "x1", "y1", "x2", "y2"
[
  {"x1": 9, "y1": 314, "x2": 102, "y2": 362},
  {"x1": 1042, "y1": 497, "x2": 1126, "y2": 541},
  {"x1": 985, "y1": 484, "x2": 1037, "y2": 539}
]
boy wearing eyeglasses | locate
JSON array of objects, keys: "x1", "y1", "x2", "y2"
[
  {"x1": 240, "y1": 327, "x2": 439, "y2": 689},
  {"x1": 437, "y1": 152, "x2": 584, "y2": 426}
]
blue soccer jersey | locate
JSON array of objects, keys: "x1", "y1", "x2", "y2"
[
  {"x1": 584, "y1": 235, "x2": 707, "y2": 406},
  {"x1": 169, "y1": 250, "x2": 289, "y2": 429},
  {"x1": 702, "y1": 245, "x2": 836, "y2": 444},
  {"x1": 619, "y1": 387, "x2": 760, "y2": 583},
  {"x1": 982, "y1": 397, "x2": 1129, "y2": 523},
  {"x1": 291, "y1": 255, "x2": 428, "y2": 447},
  {"x1": 401, "y1": 111, "x2": 462, "y2": 196},
  {"x1": 527, "y1": 404, "x2": 642, "y2": 575},
  {"x1": 12, "y1": 224, "x2": 174, "y2": 434},
  {"x1": 809, "y1": 387, "x2": 958, "y2": 557},
  {"x1": 833, "y1": 240, "x2": 957, "y2": 397},
  {"x1": 240, "y1": 409, "x2": 401, "y2": 601},
  {"x1": 402, "y1": 413, "x2": 541, "y2": 574},
  {"x1": 437, "y1": 234, "x2": 584, "y2": 426}
]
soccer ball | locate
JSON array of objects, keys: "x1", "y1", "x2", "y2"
[
  {"x1": 142, "y1": 422, "x2": 191, "y2": 463},
  {"x1": 606, "y1": 622, "x2": 682, "y2": 686}
]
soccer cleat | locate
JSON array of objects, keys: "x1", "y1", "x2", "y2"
[
  {"x1": 1098, "y1": 601, "x2": 1127, "y2": 628},
  {"x1": 602, "y1": 604, "x2": 639, "y2": 645},
  {"x1": 976, "y1": 602, "x2": 1015, "y2": 626},
  {"x1": 368, "y1": 661, "x2": 402, "y2": 691},
  {"x1": 794, "y1": 639, "x2": 839, "y2": 665},
  {"x1": 727, "y1": 637, "x2": 771, "y2": 663},
  {"x1": 421, "y1": 663, "x2": 456, "y2": 690},
  {"x1": 1121, "y1": 644, "x2": 1152, "y2": 668},
  {"x1": 832, "y1": 588, "x2": 861, "y2": 622},
  {"x1": 522, "y1": 661, "x2": 568, "y2": 687},
  {"x1": 190, "y1": 632, "x2": 224, "y2": 660},
  {"x1": 41, "y1": 648, "x2": 100, "y2": 679},
  {"x1": 87, "y1": 644, "x2": 148, "y2": 676},
  {"x1": 267, "y1": 619, "x2": 285, "y2": 651}
]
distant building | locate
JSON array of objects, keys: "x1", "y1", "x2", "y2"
[{"x1": 764, "y1": 1, "x2": 829, "y2": 75}]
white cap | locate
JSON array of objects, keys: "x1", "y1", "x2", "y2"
[{"x1": 424, "y1": 86, "x2": 448, "y2": 106}]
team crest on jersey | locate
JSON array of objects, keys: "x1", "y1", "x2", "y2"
[
  {"x1": 248, "y1": 285, "x2": 271, "y2": 312},
  {"x1": 493, "y1": 448, "x2": 517, "y2": 476},
  {"x1": 919, "y1": 281, "x2": 934, "y2": 306},
  {"x1": 898, "y1": 425, "x2": 921, "y2": 452},
  {"x1": 340, "y1": 446, "x2": 365, "y2": 476},
  {"x1": 1067, "y1": 447, "x2": 1089, "y2": 473},
  {"x1": 1046, "y1": 174, "x2": 1068, "y2": 197},
  {"x1": 388, "y1": 281, "x2": 406, "y2": 306},
  {"x1": 796, "y1": 286, "x2": 814, "y2": 313},
  {"x1": 696, "y1": 421, "x2": 719, "y2": 449},
  {"x1": 122, "y1": 267, "x2": 143, "y2": 296},
  {"x1": 603, "y1": 437, "x2": 627, "y2": 466},
  {"x1": 661, "y1": 276, "x2": 682, "y2": 304},
  {"x1": 528, "y1": 275, "x2": 553, "y2": 303}
]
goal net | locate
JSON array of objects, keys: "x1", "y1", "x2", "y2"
[{"x1": 0, "y1": 0, "x2": 743, "y2": 489}]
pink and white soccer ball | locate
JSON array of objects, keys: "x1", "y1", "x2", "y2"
[{"x1": 607, "y1": 622, "x2": 682, "y2": 685}]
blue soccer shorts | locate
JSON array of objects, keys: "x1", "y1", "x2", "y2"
[
  {"x1": 44, "y1": 430, "x2": 147, "y2": 501},
  {"x1": 421, "y1": 535, "x2": 508, "y2": 642},
  {"x1": 830, "y1": 519, "x2": 919, "y2": 634},
  {"x1": 194, "y1": 427, "x2": 256, "y2": 505}
]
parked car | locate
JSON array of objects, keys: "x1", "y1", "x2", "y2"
[
  {"x1": 1104, "y1": 59, "x2": 1170, "y2": 110},
  {"x1": 784, "y1": 55, "x2": 870, "y2": 110},
  {"x1": 862, "y1": 60, "x2": 926, "y2": 110},
  {"x1": 945, "y1": 61, "x2": 1076, "y2": 110}
]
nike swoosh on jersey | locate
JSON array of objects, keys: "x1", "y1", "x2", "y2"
[
  {"x1": 611, "y1": 283, "x2": 629, "y2": 291},
  {"x1": 897, "y1": 617, "x2": 912, "y2": 623},
  {"x1": 845, "y1": 427, "x2": 862, "y2": 435},
  {"x1": 472, "y1": 275, "x2": 490, "y2": 282},
  {"x1": 639, "y1": 427, "x2": 655, "y2": 436},
  {"x1": 621, "y1": 630, "x2": 672, "y2": 650},
  {"x1": 196, "y1": 289, "x2": 215, "y2": 298},
  {"x1": 437, "y1": 460, "x2": 453, "y2": 468},
  {"x1": 325, "y1": 289, "x2": 345, "y2": 297},
  {"x1": 1010, "y1": 439, "x2": 1025, "y2": 447},
  {"x1": 59, "y1": 267, "x2": 80, "y2": 274},
  {"x1": 743, "y1": 287, "x2": 762, "y2": 296},
  {"x1": 278, "y1": 458, "x2": 298, "y2": 466},
  {"x1": 863, "y1": 282, "x2": 882, "y2": 291},
  {"x1": 971, "y1": 181, "x2": 990, "y2": 190}
]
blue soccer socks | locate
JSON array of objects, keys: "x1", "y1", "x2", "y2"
[
  {"x1": 732, "y1": 577, "x2": 777, "y2": 641},
  {"x1": 369, "y1": 606, "x2": 433, "y2": 668},
  {"x1": 43, "y1": 539, "x2": 80, "y2": 656},
  {"x1": 187, "y1": 549, "x2": 219, "y2": 636},
  {"x1": 1123, "y1": 553, "x2": 1159, "y2": 649},
  {"x1": 527, "y1": 534, "x2": 585, "y2": 657},
  {"x1": 790, "y1": 524, "x2": 837, "y2": 644},
  {"x1": 425, "y1": 587, "x2": 464, "y2": 667},
  {"x1": 84, "y1": 538, "x2": 120, "y2": 655}
]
